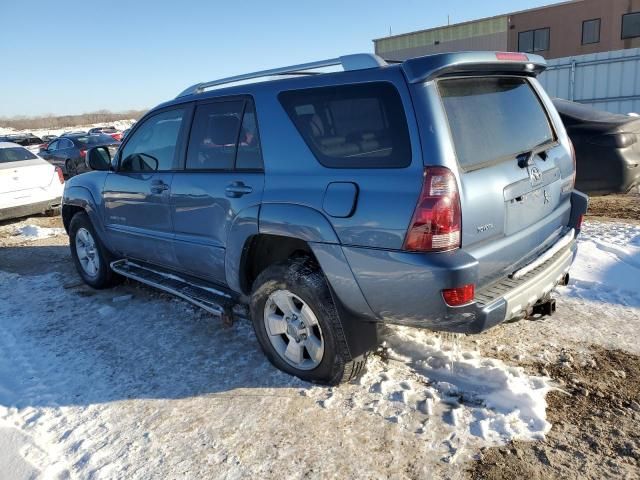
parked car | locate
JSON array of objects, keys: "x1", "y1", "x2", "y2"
[
  {"x1": 62, "y1": 52, "x2": 587, "y2": 384},
  {"x1": 39, "y1": 133, "x2": 120, "y2": 177},
  {"x1": 0, "y1": 142, "x2": 64, "y2": 221},
  {"x1": 553, "y1": 98, "x2": 640, "y2": 195},
  {"x1": 0, "y1": 134, "x2": 46, "y2": 154},
  {"x1": 88, "y1": 126, "x2": 122, "y2": 142}
]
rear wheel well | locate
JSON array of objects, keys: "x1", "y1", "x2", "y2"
[
  {"x1": 241, "y1": 234, "x2": 317, "y2": 294},
  {"x1": 62, "y1": 205, "x2": 85, "y2": 233}
]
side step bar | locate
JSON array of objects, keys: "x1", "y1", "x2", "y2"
[{"x1": 110, "y1": 259, "x2": 236, "y2": 323}]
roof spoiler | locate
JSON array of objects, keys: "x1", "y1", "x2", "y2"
[{"x1": 401, "y1": 51, "x2": 547, "y2": 84}]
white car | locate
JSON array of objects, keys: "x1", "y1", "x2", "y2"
[{"x1": 0, "y1": 142, "x2": 64, "y2": 221}]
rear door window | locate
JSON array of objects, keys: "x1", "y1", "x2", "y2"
[
  {"x1": 439, "y1": 77, "x2": 554, "y2": 170},
  {"x1": 186, "y1": 98, "x2": 263, "y2": 171},
  {"x1": 279, "y1": 82, "x2": 412, "y2": 168}
]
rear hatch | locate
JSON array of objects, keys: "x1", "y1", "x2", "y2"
[{"x1": 406, "y1": 53, "x2": 574, "y2": 286}]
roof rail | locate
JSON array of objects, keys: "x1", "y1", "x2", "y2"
[{"x1": 176, "y1": 53, "x2": 388, "y2": 98}]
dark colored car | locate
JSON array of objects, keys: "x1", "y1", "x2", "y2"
[
  {"x1": 39, "y1": 133, "x2": 120, "y2": 177},
  {"x1": 553, "y1": 98, "x2": 640, "y2": 195},
  {"x1": 88, "y1": 126, "x2": 122, "y2": 142},
  {"x1": 0, "y1": 134, "x2": 45, "y2": 153}
]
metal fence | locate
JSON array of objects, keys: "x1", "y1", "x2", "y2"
[{"x1": 538, "y1": 48, "x2": 640, "y2": 114}]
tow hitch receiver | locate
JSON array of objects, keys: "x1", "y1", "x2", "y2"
[{"x1": 530, "y1": 298, "x2": 556, "y2": 318}]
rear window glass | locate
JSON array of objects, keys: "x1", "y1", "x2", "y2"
[
  {"x1": 0, "y1": 147, "x2": 37, "y2": 163},
  {"x1": 74, "y1": 134, "x2": 116, "y2": 145},
  {"x1": 439, "y1": 77, "x2": 554, "y2": 170},
  {"x1": 279, "y1": 82, "x2": 411, "y2": 168}
]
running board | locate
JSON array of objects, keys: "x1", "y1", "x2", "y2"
[{"x1": 110, "y1": 259, "x2": 235, "y2": 323}]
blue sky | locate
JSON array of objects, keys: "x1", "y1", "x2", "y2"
[{"x1": 1, "y1": 0, "x2": 557, "y2": 117}]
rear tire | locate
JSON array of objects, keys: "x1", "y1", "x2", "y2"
[
  {"x1": 250, "y1": 258, "x2": 368, "y2": 385},
  {"x1": 69, "y1": 212, "x2": 121, "y2": 289},
  {"x1": 65, "y1": 159, "x2": 77, "y2": 178}
]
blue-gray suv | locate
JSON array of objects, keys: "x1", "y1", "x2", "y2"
[{"x1": 62, "y1": 52, "x2": 588, "y2": 384}]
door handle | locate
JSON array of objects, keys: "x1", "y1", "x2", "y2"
[
  {"x1": 225, "y1": 181, "x2": 253, "y2": 198},
  {"x1": 150, "y1": 180, "x2": 169, "y2": 194}
]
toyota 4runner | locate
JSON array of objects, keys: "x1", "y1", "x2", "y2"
[{"x1": 62, "y1": 52, "x2": 588, "y2": 384}]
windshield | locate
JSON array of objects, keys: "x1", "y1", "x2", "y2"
[
  {"x1": 74, "y1": 134, "x2": 117, "y2": 145},
  {"x1": 0, "y1": 147, "x2": 38, "y2": 163},
  {"x1": 439, "y1": 77, "x2": 554, "y2": 170}
]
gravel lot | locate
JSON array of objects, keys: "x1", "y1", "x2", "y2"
[{"x1": 0, "y1": 199, "x2": 639, "y2": 479}]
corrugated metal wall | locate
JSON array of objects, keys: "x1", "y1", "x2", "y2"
[{"x1": 538, "y1": 48, "x2": 640, "y2": 114}]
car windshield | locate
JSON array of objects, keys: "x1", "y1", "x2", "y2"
[
  {"x1": 74, "y1": 134, "x2": 117, "y2": 145},
  {"x1": 0, "y1": 147, "x2": 38, "y2": 163}
]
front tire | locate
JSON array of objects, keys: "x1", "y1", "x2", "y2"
[
  {"x1": 69, "y1": 212, "x2": 120, "y2": 288},
  {"x1": 250, "y1": 258, "x2": 369, "y2": 385}
]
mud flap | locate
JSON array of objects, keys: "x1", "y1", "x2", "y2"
[{"x1": 327, "y1": 284, "x2": 380, "y2": 358}]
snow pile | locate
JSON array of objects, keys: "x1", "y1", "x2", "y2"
[
  {"x1": 308, "y1": 327, "x2": 552, "y2": 463},
  {"x1": 560, "y1": 221, "x2": 640, "y2": 306},
  {"x1": 14, "y1": 224, "x2": 65, "y2": 240},
  {"x1": 387, "y1": 328, "x2": 551, "y2": 441}
]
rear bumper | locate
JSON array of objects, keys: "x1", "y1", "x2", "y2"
[
  {"x1": 0, "y1": 197, "x2": 61, "y2": 222},
  {"x1": 339, "y1": 191, "x2": 588, "y2": 334},
  {"x1": 448, "y1": 240, "x2": 576, "y2": 333}
]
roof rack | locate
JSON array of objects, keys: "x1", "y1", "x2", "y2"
[{"x1": 176, "y1": 53, "x2": 388, "y2": 98}]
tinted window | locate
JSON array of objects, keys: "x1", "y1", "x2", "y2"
[
  {"x1": 582, "y1": 18, "x2": 601, "y2": 44},
  {"x1": 186, "y1": 101, "x2": 244, "y2": 170},
  {"x1": 279, "y1": 82, "x2": 411, "y2": 168},
  {"x1": 519, "y1": 28, "x2": 550, "y2": 52},
  {"x1": 439, "y1": 77, "x2": 554, "y2": 170},
  {"x1": 47, "y1": 140, "x2": 59, "y2": 151},
  {"x1": 58, "y1": 138, "x2": 74, "y2": 149},
  {"x1": 236, "y1": 102, "x2": 263, "y2": 170},
  {"x1": 120, "y1": 109, "x2": 184, "y2": 172},
  {"x1": 0, "y1": 147, "x2": 38, "y2": 163},
  {"x1": 622, "y1": 12, "x2": 640, "y2": 39}
]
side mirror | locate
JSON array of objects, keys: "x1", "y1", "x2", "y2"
[{"x1": 86, "y1": 146, "x2": 117, "y2": 171}]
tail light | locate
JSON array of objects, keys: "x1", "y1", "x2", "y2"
[
  {"x1": 576, "y1": 214, "x2": 584, "y2": 230},
  {"x1": 442, "y1": 284, "x2": 475, "y2": 307},
  {"x1": 79, "y1": 148, "x2": 87, "y2": 158},
  {"x1": 111, "y1": 133, "x2": 122, "y2": 141},
  {"x1": 403, "y1": 167, "x2": 462, "y2": 252},
  {"x1": 495, "y1": 52, "x2": 529, "y2": 62},
  {"x1": 55, "y1": 167, "x2": 65, "y2": 184}
]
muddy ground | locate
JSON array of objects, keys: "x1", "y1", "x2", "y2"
[
  {"x1": 587, "y1": 192, "x2": 640, "y2": 222},
  {"x1": 469, "y1": 348, "x2": 640, "y2": 479}
]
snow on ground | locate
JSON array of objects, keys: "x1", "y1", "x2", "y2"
[
  {"x1": 0, "y1": 220, "x2": 638, "y2": 478},
  {"x1": 0, "y1": 120, "x2": 136, "y2": 139},
  {"x1": 13, "y1": 224, "x2": 66, "y2": 240}
]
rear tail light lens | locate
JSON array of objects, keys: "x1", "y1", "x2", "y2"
[
  {"x1": 403, "y1": 167, "x2": 462, "y2": 252},
  {"x1": 79, "y1": 149, "x2": 86, "y2": 158},
  {"x1": 55, "y1": 167, "x2": 64, "y2": 184},
  {"x1": 442, "y1": 284, "x2": 475, "y2": 307},
  {"x1": 576, "y1": 214, "x2": 584, "y2": 230}
]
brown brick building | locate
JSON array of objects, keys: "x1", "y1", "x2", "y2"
[
  {"x1": 374, "y1": 0, "x2": 640, "y2": 61},
  {"x1": 508, "y1": 0, "x2": 640, "y2": 59}
]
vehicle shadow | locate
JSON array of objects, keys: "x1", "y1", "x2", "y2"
[{"x1": 0, "y1": 245, "x2": 311, "y2": 411}]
